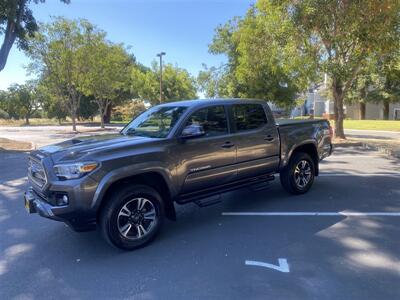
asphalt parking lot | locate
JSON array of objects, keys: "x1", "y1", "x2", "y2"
[{"x1": 1, "y1": 146, "x2": 399, "y2": 300}]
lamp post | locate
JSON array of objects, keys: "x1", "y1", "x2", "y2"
[{"x1": 156, "y1": 52, "x2": 166, "y2": 103}]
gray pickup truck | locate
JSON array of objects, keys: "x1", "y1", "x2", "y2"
[{"x1": 25, "y1": 99, "x2": 332, "y2": 250}]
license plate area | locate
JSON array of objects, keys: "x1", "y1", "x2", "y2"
[{"x1": 24, "y1": 192, "x2": 37, "y2": 214}]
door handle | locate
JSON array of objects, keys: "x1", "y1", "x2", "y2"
[
  {"x1": 221, "y1": 142, "x2": 235, "y2": 149},
  {"x1": 264, "y1": 135, "x2": 274, "y2": 142}
]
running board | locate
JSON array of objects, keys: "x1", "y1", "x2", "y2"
[
  {"x1": 195, "y1": 195, "x2": 221, "y2": 207},
  {"x1": 176, "y1": 173, "x2": 275, "y2": 205}
]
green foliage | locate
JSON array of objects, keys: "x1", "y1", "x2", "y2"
[
  {"x1": 204, "y1": 0, "x2": 400, "y2": 136},
  {"x1": 197, "y1": 64, "x2": 234, "y2": 98},
  {"x1": 25, "y1": 17, "x2": 106, "y2": 130},
  {"x1": 78, "y1": 39, "x2": 132, "y2": 127},
  {"x1": 0, "y1": 108, "x2": 9, "y2": 119},
  {"x1": 0, "y1": 0, "x2": 69, "y2": 71},
  {"x1": 112, "y1": 100, "x2": 146, "y2": 122},
  {"x1": 78, "y1": 95, "x2": 98, "y2": 120},
  {"x1": 131, "y1": 61, "x2": 197, "y2": 105},
  {"x1": 203, "y1": 2, "x2": 317, "y2": 108},
  {"x1": 290, "y1": 0, "x2": 400, "y2": 135},
  {"x1": 4, "y1": 81, "x2": 42, "y2": 124}
]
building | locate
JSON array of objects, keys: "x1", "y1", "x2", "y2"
[
  {"x1": 346, "y1": 102, "x2": 400, "y2": 120},
  {"x1": 292, "y1": 74, "x2": 400, "y2": 120}
]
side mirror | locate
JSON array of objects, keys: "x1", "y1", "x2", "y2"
[{"x1": 180, "y1": 124, "x2": 205, "y2": 139}]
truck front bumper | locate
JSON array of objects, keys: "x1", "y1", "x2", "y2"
[
  {"x1": 24, "y1": 188, "x2": 62, "y2": 219},
  {"x1": 24, "y1": 187, "x2": 96, "y2": 231}
]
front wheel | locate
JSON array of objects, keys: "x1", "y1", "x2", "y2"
[
  {"x1": 280, "y1": 152, "x2": 315, "y2": 195},
  {"x1": 99, "y1": 184, "x2": 164, "y2": 250}
]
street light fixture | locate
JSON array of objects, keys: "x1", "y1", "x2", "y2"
[{"x1": 156, "y1": 52, "x2": 166, "y2": 103}]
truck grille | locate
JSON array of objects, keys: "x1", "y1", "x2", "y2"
[{"x1": 28, "y1": 157, "x2": 47, "y2": 188}]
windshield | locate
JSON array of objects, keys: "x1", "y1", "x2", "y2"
[{"x1": 121, "y1": 106, "x2": 188, "y2": 138}]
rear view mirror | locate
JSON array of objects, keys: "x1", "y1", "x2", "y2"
[{"x1": 181, "y1": 124, "x2": 205, "y2": 139}]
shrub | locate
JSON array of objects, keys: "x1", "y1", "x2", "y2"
[
  {"x1": 112, "y1": 100, "x2": 146, "y2": 122},
  {"x1": 0, "y1": 108, "x2": 9, "y2": 119}
]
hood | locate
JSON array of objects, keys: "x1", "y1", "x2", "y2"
[{"x1": 39, "y1": 133, "x2": 153, "y2": 162}]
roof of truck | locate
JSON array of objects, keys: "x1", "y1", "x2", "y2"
[{"x1": 158, "y1": 98, "x2": 267, "y2": 107}]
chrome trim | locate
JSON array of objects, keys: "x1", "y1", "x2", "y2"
[{"x1": 28, "y1": 156, "x2": 48, "y2": 189}]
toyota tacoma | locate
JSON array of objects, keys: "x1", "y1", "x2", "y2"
[{"x1": 25, "y1": 99, "x2": 333, "y2": 250}]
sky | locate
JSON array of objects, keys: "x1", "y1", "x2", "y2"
[{"x1": 0, "y1": 0, "x2": 254, "y2": 90}]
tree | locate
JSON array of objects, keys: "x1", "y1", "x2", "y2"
[
  {"x1": 197, "y1": 64, "x2": 230, "y2": 98},
  {"x1": 0, "y1": 0, "x2": 69, "y2": 72},
  {"x1": 79, "y1": 41, "x2": 132, "y2": 128},
  {"x1": 131, "y1": 62, "x2": 197, "y2": 105},
  {"x1": 348, "y1": 53, "x2": 400, "y2": 120},
  {"x1": 26, "y1": 17, "x2": 100, "y2": 131},
  {"x1": 290, "y1": 0, "x2": 400, "y2": 137},
  {"x1": 207, "y1": 0, "x2": 400, "y2": 137},
  {"x1": 205, "y1": 3, "x2": 317, "y2": 108},
  {"x1": 7, "y1": 82, "x2": 41, "y2": 124}
]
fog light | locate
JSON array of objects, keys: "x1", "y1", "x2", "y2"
[{"x1": 56, "y1": 194, "x2": 69, "y2": 206}]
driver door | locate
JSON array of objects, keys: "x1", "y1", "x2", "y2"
[{"x1": 176, "y1": 105, "x2": 237, "y2": 195}]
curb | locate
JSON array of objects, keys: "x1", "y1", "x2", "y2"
[
  {"x1": 333, "y1": 141, "x2": 400, "y2": 159},
  {"x1": 361, "y1": 143, "x2": 400, "y2": 159},
  {"x1": 332, "y1": 142, "x2": 363, "y2": 148}
]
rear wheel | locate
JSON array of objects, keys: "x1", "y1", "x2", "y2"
[
  {"x1": 280, "y1": 152, "x2": 315, "y2": 195},
  {"x1": 99, "y1": 184, "x2": 164, "y2": 250}
]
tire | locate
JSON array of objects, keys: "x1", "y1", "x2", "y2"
[
  {"x1": 280, "y1": 152, "x2": 315, "y2": 195},
  {"x1": 99, "y1": 184, "x2": 164, "y2": 250}
]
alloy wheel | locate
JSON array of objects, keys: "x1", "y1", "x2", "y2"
[
  {"x1": 117, "y1": 197, "x2": 157, "y2": 240},
  {"x1": 294, "y1": 160, "x2": 312, "y2": 189}
]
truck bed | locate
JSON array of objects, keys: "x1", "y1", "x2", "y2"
[{"x1": 275, "y1": 119, "x2": 329, "y2": 127}]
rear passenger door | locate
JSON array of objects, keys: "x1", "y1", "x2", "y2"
[
  {"x1": 230, "y1": 103, "x2": 280, "y2": 179},
  {"x1": 176, "y1": 105, "x2": 237, "y2": 195}
]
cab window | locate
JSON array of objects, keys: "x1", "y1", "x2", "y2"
[
  {"x1": 185, "y1": 106, "x2": 228, "y2": 137},
  {"x1": 232, "y1": 104, "x2": 267, "y2": 132}
]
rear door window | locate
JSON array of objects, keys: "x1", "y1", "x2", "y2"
[
  {"x1": 232, "y1": 104, "x2": 268, "y2": 132},
  {"x1": 185, "y1": 106, "x2": 228, "y2": 137}
]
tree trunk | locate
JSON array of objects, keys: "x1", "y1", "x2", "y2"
[
  {"x1": 104, "y1": 104, "x2": 112, "y2": 124},
  {"x1": 332, "y1": 79, "x2": 346, "y2": 139},
  {"x1": 383, "y1": 102, "x2": 389, "y2": 120},
  {"x1": 0, "y1": 0, "x2": 27, "y2": 72},
  {"x1": 360, "y1": 102, "x2": 366, "y2": 120},
  {"x1": 100, "y1": 113, "x2": 105, "y2": 128},
  {"x1": 99, "y1": 104, "x2": 105, "y2": 129},
  {"x1": 25, "y1": 115, "x2": 30, "y2": 125},
  {"x1": 71, "y1": 100, "x2": 77, "y2": 132}
]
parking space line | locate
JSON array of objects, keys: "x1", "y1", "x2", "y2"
[
  {"x1": 245, "y1": 258, "x2": 290, "y2": 273},
  {"x1": 222, "y1": 212, "x2": 400, "y2": 216},
  {"x1": 319, "y1": 173, "x2": 400, "y2": 177}
]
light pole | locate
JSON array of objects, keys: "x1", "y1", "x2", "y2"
[{"x1": 156, "y1": 52, "x2": 166, "y2": 103}]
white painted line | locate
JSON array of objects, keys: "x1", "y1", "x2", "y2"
[
  {"x1": 223, "y1": 212, "x2": 400, "y2": 217},
  {"x1": 327, "y1": 155, "x2": 382, "y2": 159},
  {"x1": 245, "y1": 258, "x2": 289, "y2": 273},
  {"x1": 318, "y1": 173, "x2": 400, "y2": 177}
]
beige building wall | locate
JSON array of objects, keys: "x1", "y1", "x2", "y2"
[
  {"x1": 345, "y1": 102, "x2": 400, "y2": 120},
  {"x1": 390, "y1": 103, "x2": 400, "y2": 120}
]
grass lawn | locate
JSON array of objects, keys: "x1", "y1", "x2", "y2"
[
  {"x1": 342, "y1": 120, "x2": 400, "y2": 132},
  {"x1": 0, "y1": 118, "x2": 66, "y2": 126},
  {"x1": 0, "y1": 138, "x2": 32, "y2": 151}
]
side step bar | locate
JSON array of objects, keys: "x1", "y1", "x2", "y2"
[{"x1": 177, "y1": 173, "x2": 275, "y2": 206}]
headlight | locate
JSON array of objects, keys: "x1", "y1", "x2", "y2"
[{"x1": 53, "y1": 162, "x2": 99, "y2": 180}]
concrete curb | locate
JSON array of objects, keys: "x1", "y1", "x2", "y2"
[
  {"x1": 361, "y1": 143, "x2": 400, "y2": 159},
  {"x1": 334, "y1": 142, "x2": 399, "y2": 159},
  {"x1": 332, "y1": 142, "x2": 363, "y2": 148}
]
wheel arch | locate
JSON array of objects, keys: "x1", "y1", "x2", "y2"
[
  {"x1": 286, "y1": 142, "x2": 319, "y2": 176},
  {"x1": 93, "y1": 169, "x2": 176, "y2": 221}
]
